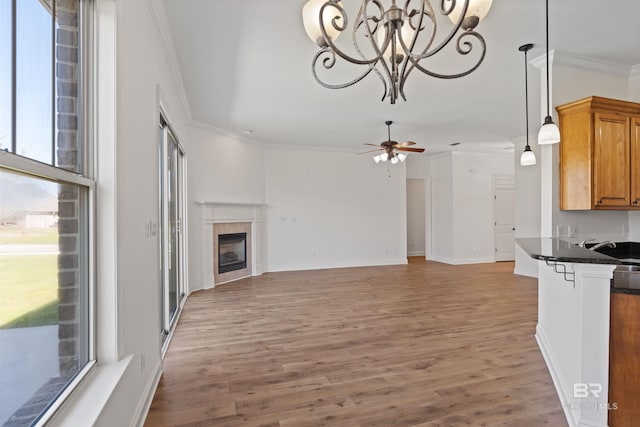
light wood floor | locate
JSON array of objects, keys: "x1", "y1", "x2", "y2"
[{"x1": 145, "y1": 259, "x2": 568, "y2": 427}]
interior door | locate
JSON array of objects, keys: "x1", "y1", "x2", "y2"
[
  {"x1": 494, "y1": 189, "x2": 515, "y2": 261},
  {"x1": 161, "y1": 121, "x2": 186, "y2": 344}
]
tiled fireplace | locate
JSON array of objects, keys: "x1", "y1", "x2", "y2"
[
  {"x1": 198, "y1": 202, "x2": 265, "y2": 288},
  {"x1": 213, "y1": 222, "x2": 252, "y2": 284}
]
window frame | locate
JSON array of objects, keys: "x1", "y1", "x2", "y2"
[{"x1": 0, "y1": 0, "x2": 97, "y2": 425}]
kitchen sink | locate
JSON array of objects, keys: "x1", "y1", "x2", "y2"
[{"x1": 586, "y1": 241, "x2": 640, "y2": 259}]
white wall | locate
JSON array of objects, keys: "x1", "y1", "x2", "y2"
[
  {"x1": 186, "y1": 125, "x2": 265, "y2": 291},
  {"x1": 514, "y1": 136, "x2": 541, "y2": 277},
  {"x1": 92, "y1": 1, "x2": 191, "y2": 426},
  {"x1": 430, "y1": 151, "x2": 514, "y2": 264},
  {"x1": 430, "y1": 153, "x2": 454, "y2": 262},
  {"x1": 452, "y1": 152, "x2": 514, "y2": 263},
  {"x1": 406, "y1": 179, "x2": 426, "y2": 256},
  {"x1": 264, "y1": 148, "x2": 407, "y2": 271},
  {"x1": 629, "y1": 213, "x2": 640, "y2": 241},
  {"x1": 630, "y1": 69, "x2": 640, "y2": 101},
  {"x1": 406, "y1": 155, "x2": 430, "y2": 179}
]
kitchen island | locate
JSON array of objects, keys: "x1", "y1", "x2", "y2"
[{"x1": 517, "y1": 238, "x2": 619, "y2": 427}]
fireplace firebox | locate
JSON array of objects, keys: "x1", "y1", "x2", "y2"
[{"x1": 218, "y1": 232, "x2": 247, "y2": 274}]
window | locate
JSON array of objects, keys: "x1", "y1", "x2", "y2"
[{"x1": 0, "y1": 1, "x2": 94, "y2": 426}]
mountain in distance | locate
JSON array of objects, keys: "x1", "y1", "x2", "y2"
[{"x1": 0, "y1": 174, "x2": 57, "y2": 221}]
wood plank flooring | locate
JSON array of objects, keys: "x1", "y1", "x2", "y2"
[{"x1": 145, "y1": 259, "x2": 568, "y2": 427}]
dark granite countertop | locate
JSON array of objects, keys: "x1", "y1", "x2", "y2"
[
  {"x1": 517, "y1": 238, "x2": 640, "y2": 295},
  {"x1": 516, "y1": 238, "x2": 621, "y2": 265}
]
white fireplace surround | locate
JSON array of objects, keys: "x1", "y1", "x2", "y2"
[{"x1": 198, "y1": 201, "x2": 266, "y2": 288}]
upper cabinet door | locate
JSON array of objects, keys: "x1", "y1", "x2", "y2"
[
  {"x1": 631, "y1": 118, "x2": 640, "y2": 207},
  {"x1": 593, "y1": 113, "x2": 630, "y2": 207}
]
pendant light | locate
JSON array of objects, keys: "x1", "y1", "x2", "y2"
[
  {"x1": 519, "y1": 43, "x2": 536, "y2": 166},
  {"x1": 538, "y1": 0, "x2": 560, "y2": 145}
]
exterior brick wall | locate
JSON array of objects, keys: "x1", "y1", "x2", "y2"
[{"x1": 55, "y1": 0, "x2": 81, "y2": 377}]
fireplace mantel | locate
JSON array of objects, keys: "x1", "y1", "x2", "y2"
[{"x1": 198, "y1": 202, "x2": 266, "y2": 288}]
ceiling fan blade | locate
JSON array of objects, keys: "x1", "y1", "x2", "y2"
[
  {"x1": 396, "y1": 147, "x2": 425, "y2": 153},
  {"x1": 357, "y1": 148, "x2": 384, "y2": 155},
  {"x1": 364, "y1": 143, "x2": 382, "y2": 147},
  {"x1": 393, "y1": 141, "x2": 417, "y2": 147}
]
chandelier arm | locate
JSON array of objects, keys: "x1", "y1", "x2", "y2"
[
  {"x1": 398, "y1": 0, "x2": 435, "y2": 100},
  {"x1": 406, "y1": 31, "x2": 486, "y2": 79},
  {"x1": 440, "y1": 0, "x2": 455, "y2": 15},
  {"x1": 311, "y1": 48, "x2": 377, "y2": 89},
  {"x1": 319, "y1": 0, "x2": 384, "y2": 66},
  {"x1": 412, "y1": 0, "x2": 469, "y2": 60},
  {"x1": 354, "y1": 1, "x2": 392, "y2": 101}
]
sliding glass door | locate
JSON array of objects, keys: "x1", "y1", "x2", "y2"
[{"x1": 160, "y1": 117, "x2": 186, "y2": 346}]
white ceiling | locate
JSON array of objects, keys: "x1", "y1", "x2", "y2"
[{"x1": 162, "y1": 0, "x2": 640, "y2": 154}]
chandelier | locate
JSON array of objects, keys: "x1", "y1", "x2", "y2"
[{"x1": 302, "y1": 0, "x2": 493, "y2": 104}]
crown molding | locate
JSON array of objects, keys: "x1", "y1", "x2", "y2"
[
  {"x1": 530, "y1": 50, "x2": 632, "y2": 78},
  {"x1": 189, "y1": 120, "x2": 267, "y2": 149},
  {"x1": 190, "y1": 120, "x2": 382, "y2": 154},
  {"x1": 147, "y1": 0, "x2": 193, "y2": 122}
]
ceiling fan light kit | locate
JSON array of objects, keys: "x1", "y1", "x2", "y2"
[
  {"x1": 519, "y1": 43, "x2": 536, "y2": 166},
  {"x1": 302, "y1": 0, "x2": 493, "y2": 104},
  {"x1": 538, "y1": 0, "x2": 560, "y2": 145},
  {"x1": 362, "y1": 120, "x2": 425, "y2": 165}
]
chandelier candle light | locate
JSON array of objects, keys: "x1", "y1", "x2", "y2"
[
  {"x1": 302, "y1": 0, "x2": 493, "y2": 104},
  {"x1": 519, "y1": 43, "x2": 536, "y2": 166}
]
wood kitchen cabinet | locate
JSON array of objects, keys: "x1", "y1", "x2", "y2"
[
  {"x1": 557, "y1": 96, "x2": 640, "y2": 210},
  {"x1": 609, "y1": 292, "x2": 640, "y2": 427}
]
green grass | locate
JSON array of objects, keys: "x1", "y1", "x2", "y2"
[
  {"x1": 0, "y1": 254, "x2": 59, "y2": 328},
  {"x1": 0, "y1": 227, "x2": 58, "y2": 244}
]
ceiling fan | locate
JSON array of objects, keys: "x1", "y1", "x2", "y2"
[{"x1": 360, "y1": 121, "x2": 425, "y2": 164}]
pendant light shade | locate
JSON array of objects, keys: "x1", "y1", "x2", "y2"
[
  {"x1": 447, "y1": 0, "x2": 494, "y2": 30},
  {"x1": 538, "y1": 0, "x2": 560, "y2": 145},
  {"x1": 520, "y1": 145, "x2": 536, "y2": 166},
  {"x1": 538, "y1": 117, "x2": 561, "y2": 145},
  {"x1": 302, "y1": 0, "x2": 343, "y2": 47},
  {"x1": 519, "y1": 43, "x2": 536, "y2": 166}
]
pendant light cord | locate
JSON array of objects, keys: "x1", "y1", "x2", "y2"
[
  {"x1": 525, "y1": 49, "x2": 530, "y2": 146},
  {"x1": 545, "y1": 0, "x2": 550, "y2": 118}
]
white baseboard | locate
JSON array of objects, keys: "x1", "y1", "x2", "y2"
[
  {"x1": 514, "y1": 265, "x2": 538, "y2": 278},
  {"x1": 535, "y1": 324, "x2": 577, "y2": 427},
  {"x1": 132, "y1": 363, "x2": 162, "y2": 427},
  {"x1": 429, "y1": 256, "x2": 495, "y2": 265},
  {"x1": 430, "y1": 255, "x2": 454, "y2": 264},
  {"x1": 407, "y1": 251, "x2": 426, "y2": 257},
  {"x1": 450, "y1": 257, "x2": 495, "y2": 265},
  {"x1": 267, "y1": 258, "x2": 408, "y2": 273}
]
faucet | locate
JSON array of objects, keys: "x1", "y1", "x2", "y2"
[
  {"x1": 578, "y1": 238, "x2": 595, "y2": 248},
  {"x1": 589, "y1": 241, "x2": 617, "y2": 251}
]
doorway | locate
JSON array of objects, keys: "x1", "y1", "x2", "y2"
[
  {"x1": 493, "y1": 174, "x2": 515, "y2": 262},
  {"x1": 160, "y1": 113, "x2": 187, "y2": 348},
  {"x1": 406, "y1": 178, "x2": 431, "y2": 259}
]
